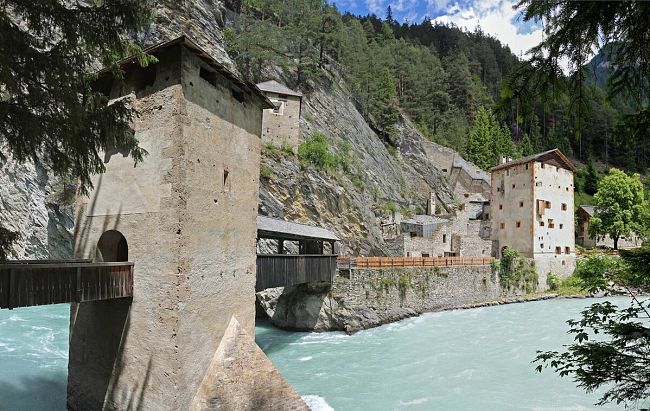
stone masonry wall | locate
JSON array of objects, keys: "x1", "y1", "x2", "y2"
[
  {"x1": 335, "y1": 265, "x2": 500, "y2": 313},
  {"x1": 260, "y1": 264, "x2": 505, "y2": 333}
]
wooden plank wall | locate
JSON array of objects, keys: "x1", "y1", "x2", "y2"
[
  {"x1": 256, "y1": 255, "x2": 337, "y2": 291},
  {"x1": 337, "y1": 256, "x2": 494, "y2": 269},
  {"x1": 0, "y1": 262, "x2": 134, "y2": 309}
]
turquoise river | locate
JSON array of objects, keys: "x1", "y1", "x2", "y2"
[{"x1": 1, "y1": 297, "x2": 648, "y2": 410}]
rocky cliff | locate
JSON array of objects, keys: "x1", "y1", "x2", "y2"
[{"x1": 0, "y1": 0, "x2": 468, "y2": 259}]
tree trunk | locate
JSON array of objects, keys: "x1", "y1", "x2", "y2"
[{"x1": 613, "y1": 236, "x2": 619, "y2": 250}]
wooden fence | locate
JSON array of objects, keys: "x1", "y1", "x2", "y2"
[
  {"x1": 256, "y1": 254, "x2": 338, "y2": 291},
  {"x1": 337, "y1": 256, "x2": 493, "y2": 269},
  {"x1": 0, "y1": 261, "x2": 134, "y2": 309}
]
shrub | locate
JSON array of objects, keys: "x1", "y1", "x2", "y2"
[
  {"x1": 573, "y1": 254, "x2": 623, "y2": 292},
  {"x1": 497, "y1": 248, "x2": 538, "y2": 294},
  {"x1": 260, "y1": 165, "x2": 273, "y2": 179},
  {"x1": 297, "y1": 132, "x2": 337, "y2": 171},
  {"x1": 546, "y1": 273, "x2": 561, "y2": 291}
]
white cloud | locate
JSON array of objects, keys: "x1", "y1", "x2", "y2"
[
  {"x1": 431, "y1": 0, "x2": 542, "y2": 59},
  {"x1": 366, "y1": 0, "x2": 387, "y2": 15}
]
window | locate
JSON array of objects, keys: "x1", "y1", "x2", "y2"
[
  {"x1": 536, "y1": 182, "x2": 542, "y2": 187},
  {"x1": 272, "y1": 100, "x2": 284, "y2": 115},
  {"x1": 545, "y1": 201, "x2": 551, "y2": 209},
  {"x1": 548, "y1": 219, "x2": 555, "y2": 229},
  {"x1": 519, "y1": 201, "x2": 524, "y2": 208},
  {"x1": 199, "y1": 67, "x2": 217, "y2": 87},
  {"x1": 559, "y1": 224, "x2": 564, "y2": 229},
  {"x1": 422, "y1": 253, "x2": 430, "y2": 257},
  {"x1": 561, "y1": 203, "x2": 567, "y2": 211},
  {"x1": 539, "y1": 221, "x2": 544, "y2": 227},
  {"x1": 516, "y1": 221, "x2": 521, "y2": 228},
  {"x1": 555, "y1": 247, "x2": 562, "y2": 254},
  {"x1": 442, "y1": 234, "x2": 447, "y2": 243},
  {"x1": 500, "y1": 223, "x2": 505, "y2": 229},
  {"x1": 499, "y1": 204, "x2": 503, "y2": 210},
  {"x1": 565, "y1": 246, "x2": 571, "y2": 254},
  {"x1": 512, "y1": 183, "x2": 516, "y2": 189},
  {"x1": 525, "y1": 164, "x2": 529, "y2": 170},
  {"x1": 223, "y1": 169, "x2": 230, "y2": 192},
  {"x1": 540, "y1": 243, "x2": 544, "y2": 249},
  {"x1": 541, "y1": 163, "x2": 545, "y2": 169}
]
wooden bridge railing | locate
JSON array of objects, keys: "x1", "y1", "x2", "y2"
[
  {"x1": 337, "y1": 256, "x2": 494, "y2": 269},
  {"x1": 256, "y1": 254, "x2": 337, "y2": 291},
  {"x1": 0, "y1": 261, "x2": 134, "y2": 309}
]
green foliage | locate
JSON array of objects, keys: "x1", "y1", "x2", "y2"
[
  {"x1": 0, "y1": 0, "x2": 154, "y2": 256},
  {"x1": 618, "y1": 246, "x2": 650, "y2": 290},
  {"x1": 297, "y1": 132, "x2": 337, "y2": 171},
  {"x1": 263, "y1": 141, "x2": 294, "y2": 157},
  {"x1": 589, "y1": 168, "x2": 647, "y2": 249},
  {"x1": 534, "y1": 299, "x2": 650, "y2": 407},
  {"x1": 546, "y1": 273, "x2": 561, "y2": 291},
  {"x1": 260, "y1": 165, "x2": 273, "y2": 179},
  {"x1": 555, "y1": 275, "x2": 586, "y2": 296},
  {"x1": 498, "y1": 248, "x2": 538, "y2": 294},
  {"x1": 573, "y1": 254, "x2": 624, "y2": 293},
  {"x1": 464, "y1": 107, "x2": 516, "y2": 170}
]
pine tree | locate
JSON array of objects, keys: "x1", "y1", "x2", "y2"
[
  {"x1": 465, "y1": 107, "x2": 497, "y2": 170},
  {"x1": 519, "y1": 133, "x2": 535, "y2": 156}
]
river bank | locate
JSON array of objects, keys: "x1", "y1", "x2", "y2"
[{"x1": 256, "y1": 265, "x2": 600, "y2": 334}]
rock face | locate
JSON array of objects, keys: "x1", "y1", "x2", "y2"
[
  {"x1": 258, "y1": 265, "x2": 505, "y2": 333},
  {"x1": 0, "y1": 155, "x2": 74, "y2": 259},
  {"x1": 258, "y1": 70, "x2": 458, "y2": 255}
]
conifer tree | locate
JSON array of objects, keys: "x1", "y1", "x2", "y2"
[{"x1": 464, "y1": 107, "x2": 497, "y2": 170}]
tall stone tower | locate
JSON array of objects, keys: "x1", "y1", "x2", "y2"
[
  {"x1": 68, "y1": 37, "x2": 303, "y2": 410},
  {"x1": 257, "y1": 80, "x2": 302, "y2": 152}
]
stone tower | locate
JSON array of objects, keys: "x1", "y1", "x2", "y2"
[
  {"x1": 68, "y1": 37, "x2": 304, "y2": 410},
  {"x1": 257, "y1": 80, "x2": 302, "y2": 151}
]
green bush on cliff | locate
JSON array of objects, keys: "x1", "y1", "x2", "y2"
[
  {"x1": 546, "y1": 273, "x2": 561, "y2": 291},
  {"x1": 298, "y1": 132, "x2": 337, "y2": 171}
]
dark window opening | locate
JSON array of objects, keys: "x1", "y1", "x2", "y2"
[
  {"x1": 232, "y1": 89, "x2": 245, "y2": 103},
  {"x1": 223, "y1": 169, "x2": 230, "y2": 191},
  {"x1": 442, "y1": 234, "x2": 447, "y2": 243},
  {"x1": 97, "y1": 230, "x2": 128, "y2": 262},
  {"x1": 134, "y1": 64, "x2": 156, "y2": 91},
  {"x1": 200, "y1": 67, "x2": 217, "y2": 87}
]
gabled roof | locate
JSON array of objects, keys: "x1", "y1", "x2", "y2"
[
  {"x1": 256, "y1": 80, "x2": 302, "y2": 97},
  {"x1": 96, "y1": 36, "x2": 274, "y2": 109},
  {"x1": 452, "y1": 156, "x2": 490, "y2": 183},
  {"x1": 401, "y1": 215, "x2": 448, "y2": 226},
  {"x1": 257, "y1": 215, "x2": 339, "y2": 242},
  {"x1": 577, "y1": 205, "x2": 595, "y2": 216},
  {"x1": 490, "y1": 149, "x2": 577, "y2": 173}
]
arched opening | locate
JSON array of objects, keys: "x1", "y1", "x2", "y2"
[{"x1": 96, "y1": 230, "x2": 128, "y2": 262}]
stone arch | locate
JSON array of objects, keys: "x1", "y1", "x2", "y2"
[{"x1": 96, "y1": 230, "x2": 128, "y2": 262}]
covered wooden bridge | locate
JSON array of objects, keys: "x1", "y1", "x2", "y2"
[
  {"x1": 0, "y1": 260, "x2": 133, "y2": 310},
  {"x1": 256, "y1": 216, "x2": 339, "y2": 291}
]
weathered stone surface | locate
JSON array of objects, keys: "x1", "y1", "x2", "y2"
[
  {"x1": 258, "y1": 265, "x2": 508, "y2": 333},
  {"x1": 190, "y1": 316, "x2": 307, "y2": 411}
]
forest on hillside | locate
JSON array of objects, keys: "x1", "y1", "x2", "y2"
[{"x1": 224, "y1": 0, "x2": 648, "y2": 173}]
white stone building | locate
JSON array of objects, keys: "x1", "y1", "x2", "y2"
[
  {"x1": 257, "y1": 80, "x2": 302, "y2": 151},
  {"x1": 490, "y1": 149, "x2": 577, "y2": 285}
]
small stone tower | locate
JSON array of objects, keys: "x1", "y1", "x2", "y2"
[
  {"x1": 69, "y1": 37, "x2": 304, "y2": 410},
  {"x1": 257, "y1": 80, "x2": 302, "y2": 151}
]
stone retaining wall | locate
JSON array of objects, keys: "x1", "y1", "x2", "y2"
[
  {"x1": 335, "y1": 265, "x2": 500, "y2": 313},
  {"x1": 258, "y1": 264, "x2": 508, "y2": 333}
]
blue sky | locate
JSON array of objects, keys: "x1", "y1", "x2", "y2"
[{"x1": 331, "y1": 0, "x2": 544, "y2": 58}]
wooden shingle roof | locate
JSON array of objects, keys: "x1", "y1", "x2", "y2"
[{"x1": 257, "y1": 215, "x2": 339, "y2": 241}]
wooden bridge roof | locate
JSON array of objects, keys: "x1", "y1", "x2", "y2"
[{"x1": 257, "y1": 216, "x2": 339, "y2": 242}]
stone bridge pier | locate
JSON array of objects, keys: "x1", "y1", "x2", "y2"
[{"x1": 68, "y1": 37, "x2": 305, "y2": 410}]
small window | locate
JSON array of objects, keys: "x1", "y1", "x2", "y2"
[
  {"x1": 512, "y1": 184, "x2": 516, "y2": 189},
  {"x1": 442, "y1": 234, "x2": 447, "y2": 243},
  {"x1": 223, "y1": 169, "x2": 230, "y2": 192},
  {"x1": 519, "y1": 201, "x2": 524, "y2": 208},
  {"x1": 272, "y1": 100, "x2": 284, "y2": 115},
  {"x1": 561, "y1": 203, "x2": 567, "y2": 211},
  {"x1": 559, "y1": 224, "x2": 564, "y2": 229},
  {"x1": 540, "y1": 243, "x2": 544, "y2": 249},
  {"x1": 536, "y1": 182, "x2": 542, "y2": 187},
  {"x1": 539, "y1": 221, "x2": 545, "y2": 227},
  {"x1": 422, "y1": 253, "x2": 430, "y2": 257},
  {"x1": 545, "y1": 201, "x2": 551, "y2": 209},
  {"x1": 555, "y1": 246, "x2": 561, "y2": 254},
  {"x1": 499, "y1": 204, "x2": 503, "y2": 210},
  {"x1": 525, "y1": 164, "x2": 529, "y2": 170},
  {"x1": 500, "y1": 223, "x2": 505, "y2": 229},
  {"x1": 548, "y1": 219, "x2": 555, "y2": 229},
  {"x1": 565, "y1": 246, "x2": 571, "y2": 254},
  {"x1": 516, "y1": 221, "x2": 521, "y2": 228},
  {"x1": 199, "y1": 67, "x2": 217, "y2": 87},
  {"x1": 566, "y1": 187, "x2": 569, "y2": 191},
  {"x1": 541, "y1": 163, "x2": 545, "y2": 169}
]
